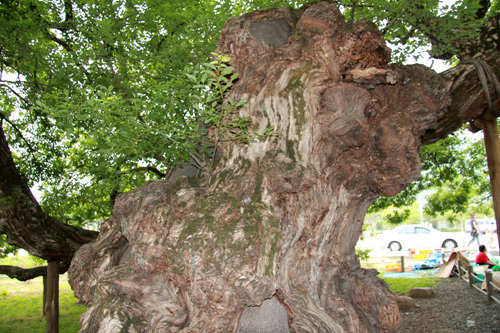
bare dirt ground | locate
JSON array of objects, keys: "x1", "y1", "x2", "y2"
[{"x1": 397, "y1": 276, "x2": 500, "y2": 333}]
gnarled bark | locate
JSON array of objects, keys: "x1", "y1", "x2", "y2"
[{"x1": 68, "y1": 3, "x2": 498, "y2": 332}]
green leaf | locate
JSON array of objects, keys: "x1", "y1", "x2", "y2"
[{"x1": 235, "y1": 97, "x2": 247, "y2": 108}]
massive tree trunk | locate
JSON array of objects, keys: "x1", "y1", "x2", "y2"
[{"x1": 68, "y1": 3, "x2": 498, "y2": 332}]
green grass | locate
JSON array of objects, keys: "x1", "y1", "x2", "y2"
[
  {"x1": 382, "y1": 276, "x2": 440, "y2": 295},
  {"x1": 0, "y1": 256, "x2": 86, "y2": 333}
]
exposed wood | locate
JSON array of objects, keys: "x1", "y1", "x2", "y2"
[
  {"x1": 486, "y1": 271, "x2": 494, "y2": 303},
  {"x1": 481, "y1": 118, "x2": 500, "y2": 249},
  {"x1": 43, "y1": 275, "x2": 47, "y2": 317},
  {"x1": 437, "y1": 252, "x2": 457, "y2": 278},
  {"x1": 45, "y1": 260, "x2": 59, "y2": 333}
]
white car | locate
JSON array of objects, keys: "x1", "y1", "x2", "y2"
[
  {"x1": 377, "y1": 224, "x2": 460, "y2": 251},
  {"x1": 465, "y1": 218, "x2": 497, "y2": 234}
]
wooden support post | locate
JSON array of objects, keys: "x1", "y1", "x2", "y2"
[
  {"x1": 45, "y1": 260, "x2": 59, "y2": 333},
  {"x1": 481, "y1": 116, "x2": 500, "y2": 250},
  {"x1": 467, "y1": 265, "x2": 474, "y2": 287},
  {"x1": 486, "y1": 271, "x2": 494, "y2": 303},
  {"x1": 43, "y1": 274, "x2": 47, "y2": 317},
  {"x1": 401, "y1": 256, "x2": 405, "y2": 272},
  {"x1": 458, "y1": 260, "x2": 463, "y2": 279}
]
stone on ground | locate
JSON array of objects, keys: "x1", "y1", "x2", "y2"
[
  {"x1": 396, "y1": 296, "x2": 416, "y2": 310},
  {"x1": 408, "y1": 287, "x2": 435, "y2": 298}
]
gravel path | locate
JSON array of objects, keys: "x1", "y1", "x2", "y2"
[{"x1": 397, "y1": 276, "x2": 500, "y2": 333}]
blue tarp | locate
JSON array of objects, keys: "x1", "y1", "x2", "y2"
[
  {"x1": 382, "y1": 268, "x2": 440, "y2": 279},
  {"x1": 413, "y1": 253, "x2": 442, "y2": 270}
]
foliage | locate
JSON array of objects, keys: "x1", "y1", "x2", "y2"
[
  {"x1": 0, "y1": 235, "x2": 18, "y2": 259},
  {"x1": 337, "y1": 0, "x2": 491, "y2": 62},
  {"x1": 355, "y1": 222, "x2": 372, "y2": 261},
  {"x1": 384, "y1": 209, "x2": 412, "y2": 225},
  {"x1": 382, "y1": 275, "x2": 440, "y2": 295},
  {"x1": 423, "y1": 134, "x2": 492, "y2": 219},
  {"x1": 188, "y1": 53, "x2": 277, "y2": 160},
  {"x1": 0, "y1": 0, "x2": 298, "y2": 232},
  {"x1": 355, "y1": 248, "x2": 372, "y2": 262}
]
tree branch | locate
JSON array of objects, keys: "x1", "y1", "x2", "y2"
[
  {"x1": 381, "y1": 8, "x2": 409, "y2": 35},
  {"x1": 46, "y1": 32, "x2": 74, "y2": 53},
  {"x1": 64, "y1": 0, "x2": 74, "y2": 23},
  {"x1": 0, "y1": 125, "x2": 99, "y2": 264},
  {"x1": 0, "y1": 113, "x2": 35, "y2": 153},
  {"x1": 0, "y1": 83, "x2": 31, "y2": 106},
  {"x1": 475, "y1": 0, "x2": 491, "y2": 20},
  {"x1": 0, "y1": 262, "x2": 69, "y2": 282},
  {"x1": 137, "y1": 166, "x2": 166, "y2": 178}
]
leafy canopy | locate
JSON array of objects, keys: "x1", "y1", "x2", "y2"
[{"x1": 1, "y1": 0, "x2": 296, "y2": 228}]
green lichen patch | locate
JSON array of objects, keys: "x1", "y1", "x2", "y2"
[
  {"x1": 251, "y1": 170, "x2": 264, "y2": 202},
  {"x1": 286, "y1": 139, "x2": 297, "y2": 167},
  {"x1": 263, "y1": 216, "x2": 281, "y2": 276},
  {"x1": 281, "y1": 61, "x2": 318, "y2": 136},
  {"x1": 170, "y1": 188, "x2": 281, "y2": 279}
]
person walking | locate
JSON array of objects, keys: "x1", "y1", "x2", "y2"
[{"x1": 467, "y1": 213, "x2": 480, "y2": 248}]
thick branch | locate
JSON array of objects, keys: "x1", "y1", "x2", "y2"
[
  {"x1": 421, "y1": 12, "x2": 500, "y2": 145},
  {"x1": 0, "y1": 125, "x2": 98, "y2": 264},
  {"x1": 423, "y1": 61, "x2": 499, "y2": 144},
  {"x1": 0, "y1": 262, "x2": 69, "y2": 282}
]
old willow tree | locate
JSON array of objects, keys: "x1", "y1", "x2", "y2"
[{"x1": 1, "y1": 0, "x2": 500, "y2": 332}]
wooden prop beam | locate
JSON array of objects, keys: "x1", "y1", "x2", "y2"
[
  {"x1": 45, "y1": 261, "x2": 59, "y2": 333},
  {"x1": 474, "y1": 98, "x2": 500, "y2": 250}
]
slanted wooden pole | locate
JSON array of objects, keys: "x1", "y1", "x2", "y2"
[
  {"x1": 470, "y1": 98, "x2": 500, "y2": 250},
  {"x1": 45, "y1": 260, "x2": 59, "y2": 333},
  {"x1": 480, "y1": 102, "x2": 500, "y2": 249}
]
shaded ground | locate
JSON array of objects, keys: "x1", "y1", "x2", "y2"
[{"x1": 398, "y1": 276, "x2": 500, "y2": 333}]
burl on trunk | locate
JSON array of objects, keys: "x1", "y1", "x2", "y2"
[{"x1": 69, "y1": 3, "x2": 453, "y2": 332}]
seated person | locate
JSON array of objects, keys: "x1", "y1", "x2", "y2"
[{"x1": 476, "y1": 245, "x2": 497, "y2": 269}]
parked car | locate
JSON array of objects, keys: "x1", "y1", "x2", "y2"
[
  {"x1": 377, "y1": 224, "x2": 461, "y2": 251},
  {"x1": 465, "y1": 218, "x2": 497, "y2": 234}
]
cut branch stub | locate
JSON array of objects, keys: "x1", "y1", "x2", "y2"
[{"x1": 70, "y1": 3, "x2": 463, "y2": 333}]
